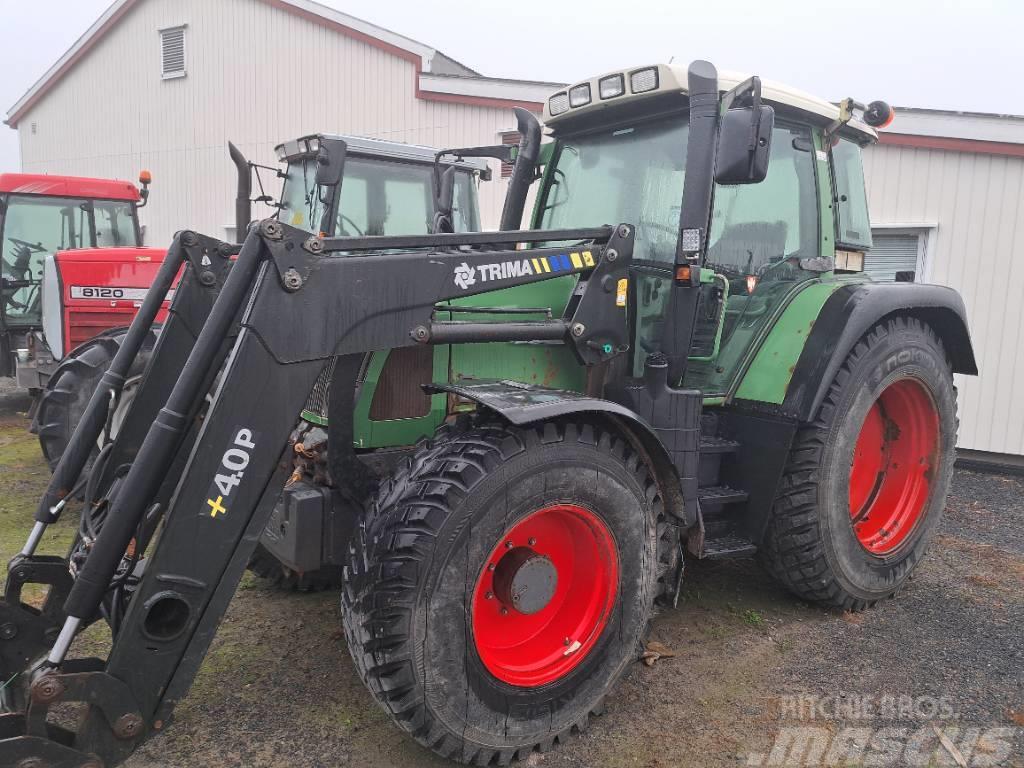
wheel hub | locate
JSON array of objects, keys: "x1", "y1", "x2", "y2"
[
  {"x1": 492, "y1": 548, "x2": 557, "y2": 615},
  {"x1": 849, "y1": 378, "x2": 939, "y2": 555},
  {"x1": 471, "y1": 503, "x2": 618, "y2": 688}
]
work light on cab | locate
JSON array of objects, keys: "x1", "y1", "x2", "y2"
[
  {"x1": 569, "y1": 83, "x2": 592, "y2": 108},
  {"x1": 599, "y1": 74, "x2": 625, "y2": 99},
  {"x1": 629, "y1": 66, "x2": 659, "y2": 93},
  {"x1": 548, "y1": 91, "x2": 570, "y2": 115}
]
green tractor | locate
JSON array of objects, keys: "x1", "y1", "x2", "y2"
[{"x1": 1, "y1": 61, "x2": 975, "y2": 767}]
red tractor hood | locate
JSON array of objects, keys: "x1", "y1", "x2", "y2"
[{"x1": 48, "y1": 247, "x2": 178, "y2": 356}]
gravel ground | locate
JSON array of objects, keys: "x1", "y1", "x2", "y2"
[{"x1": 0, "y1": 377, "x2": 1021, "y2": 767}]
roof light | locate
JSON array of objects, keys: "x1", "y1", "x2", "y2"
[
  {"x1": 569, "y1": 83, "x2": 592, "y2": 108},
  {"x1": 630, "y1": 67, "x2": 659, "y2": 94},
  {"x1": 275, "y1": 143, "x2": 287, "y2": 161},
  {"x1": 138, "y1": 169, "x2": 152, "y2": 185},
  {"x1": 549, "y1": 92, "x2": 570, "y2": 115},
  {"x1": 599, "y1": 74, "x2": 625, "y2": 100}
]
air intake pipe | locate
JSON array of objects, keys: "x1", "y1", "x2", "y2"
[
  {"x1": 499, "y1": 107, "x2": 542, "y2": 231},
  {"x1": 228, "y1": 141, "x2": 252, "y2": 243}
]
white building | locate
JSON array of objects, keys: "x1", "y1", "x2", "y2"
[
  {"x1": 5, "y1": 0, "x2": 558, "y2": 243},
  {"x1": 7, "y1": 0, "x2": 1024, "y2": 465},
  {"x1": 863, "y1": 111, "x2": 1024, "y2": 465}
]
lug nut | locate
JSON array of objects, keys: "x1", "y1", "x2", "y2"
[
  {"x1": 488, "y1": 563, "x2": 496, "y2": 571},
  {"x1": 500, "y1": 607, "x2": 509, "y2": 616},
  {"x1": 485, "y1": 591, "x2": 493, "y2": 600},
  {"x1": 528, "y1": 537, "x2": 537, "y2": 546},
  {"x1": 505, "y1": 540, "x2": 514, "y2": 549}
]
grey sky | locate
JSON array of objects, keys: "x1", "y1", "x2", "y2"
[{"x1": 1, "y1": 0, "x2": 1022, "y2": 173}]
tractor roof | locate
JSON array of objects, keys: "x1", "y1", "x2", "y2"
[
  {"x1": 275, "y1": 134, "x2": 489, "y2": 171},
  {"x1": 0, "y1": 173, "x2": 140, "y2": 201},
  {"x1": 543, "y1": 63, "x2": 878, "y2": 141}
]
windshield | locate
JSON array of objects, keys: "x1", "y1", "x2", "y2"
[
  {"x1": 1, "y1": 194, "x2": 139, "y2": 325},
  {"x1": 280, "y1": 156, "x2": 479, "y2": 236},
  {"x1": 538, "y1": 115, "x2": 689, "y2": 263}
]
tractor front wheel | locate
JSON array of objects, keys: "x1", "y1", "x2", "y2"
[
  {"x1": 33, "y1": 328, "x2": 157, "y2": 472},
  {"x1": 760, "y1": 316, "x2": 957, "y2": 610},
  {"x1": 341, "y1": 420, "x2": 660, "y2": 763}
]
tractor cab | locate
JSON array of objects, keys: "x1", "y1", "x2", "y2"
[
  {"x1": 228, "y1": 133, "x2": 488, "y2": 241},
  {"x1": 534, "y1": 64, "x2": 889, "y2": 396},
  {"x1": 0, "y1": 172, "x2": 157, "y2": 385}
]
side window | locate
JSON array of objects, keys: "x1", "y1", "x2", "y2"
[
  {"x1": 93, "y1": 201, "x2": 139, "y2": 247},
  {"x1": 831, "y1": 138, "x2": 872, "y2": 249},
  {"x1": 707, "y1": 123, "x2": 818, "y2": 278},
  {"x1": 683, "y1": 123, "x2": 820, "y2": 394}
]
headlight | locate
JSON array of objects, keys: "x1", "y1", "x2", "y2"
[
  {"x1": 568, "y1": 83, "x2": 592, "y2": 108},
  {"x1": 599, "y1": 74, "x2": 625, "y2": 100},
  {"x1": 549, "y1": 92, "x2": 570, "y2": 115},
  {"x1": 275, "y1": 144, "x2": 287, "y2": 161},
  {"x1": 304, "y1": 136, "x2": 320, "y2": 153},
  {"x1": 629, "y1": 67, "x2": 659, "y2": 94}
]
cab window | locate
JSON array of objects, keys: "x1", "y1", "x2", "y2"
[
  {"x1": 831, "y1": 138, "x2": 872, "y2": 249},
  {"x1": 684, "y1": 122, "x2": 820, "y2": 393},
  {"x1": 1, "y1": 195, "x2": 90, "y2": 324}
]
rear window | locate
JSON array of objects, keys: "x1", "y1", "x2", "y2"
[{"x1": 832, "y1": 139, "x2": 872, "y2": 250}]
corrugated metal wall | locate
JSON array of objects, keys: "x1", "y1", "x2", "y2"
[
  {"x1": 864, "y1": 142, "x2": 1024, "y2": 456},
  {"x1": 15, "y1": 0, "x2": 523, "y2": 244}
]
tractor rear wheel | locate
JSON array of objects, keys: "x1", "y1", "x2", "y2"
[
  {"x1": 760, "y1": 316, "x2": 957, "y2": 610},
  {"x1": 341, "y1": 420, "x2": 660, "y2": 763},
  {"x1": 33, "y1": 328, "x2": 157, "y2": 472}
]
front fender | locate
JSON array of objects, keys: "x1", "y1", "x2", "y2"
[
  {"x1": 427, "y1": 379, "x2": 689, "y2": 523},
  {"x1": 778, "y1": 282, "x2": 977, "y2": 421}
]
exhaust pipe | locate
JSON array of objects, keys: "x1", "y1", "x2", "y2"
[
  {"x1": 499, "y1": 107, "x2": 542, "y2": 231},
  {"x1": 228, "y1": 141, "x2": 252, "y2": 243}
]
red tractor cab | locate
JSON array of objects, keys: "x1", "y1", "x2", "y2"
[{"x1": 0, "y1": 172, "x2": 170, "y2": 393}]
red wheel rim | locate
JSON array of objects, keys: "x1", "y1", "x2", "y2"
[
  {"x1": 849, "y1": 378, "x2": 939, "y2": 555},
  {"x1": 471, "y1": 504, "x2": 618, "y2": 687}
]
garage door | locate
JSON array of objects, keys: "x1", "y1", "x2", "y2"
[{"x1": 865, "y1": 232, "x2": 921, "y2": 282}]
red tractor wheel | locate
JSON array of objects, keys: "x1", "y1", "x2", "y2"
[
  {"x1": 761, "y1": 317, "x2": 957, "y2": 610},
  {"x1": 342, "y1": 420, "x2": 659, "y2": 763}
]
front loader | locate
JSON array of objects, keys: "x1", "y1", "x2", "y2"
[{"x1": 0, "y1": 60, "x2": 976, "y2": 766}]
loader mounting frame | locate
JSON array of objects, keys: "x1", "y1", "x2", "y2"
[{"x1": 0, "y1": 220, "x2": 634, "y2": 767}]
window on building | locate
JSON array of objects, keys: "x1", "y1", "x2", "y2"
[
  {"x1": 865, "y1": 231, "x2": 925, "y2": 282},
  {"x1": 160, "y1": 26, "x2": 186, "y2": 79},
  {"x1": 500, "y1": 132, "x2": 521, "y2": 178}
]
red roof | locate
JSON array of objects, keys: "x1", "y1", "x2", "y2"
[{"x1": 0, "y1": 173, "x2": 139, "y2": 202}]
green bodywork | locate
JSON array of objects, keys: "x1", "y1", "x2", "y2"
[{"x1": 345, "y1": 119, "x2": 873, "y2": 448}]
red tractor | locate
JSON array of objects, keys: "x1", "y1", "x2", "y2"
[{"x1": 0, "y1": 171, "x2": 169, "y2": 466}]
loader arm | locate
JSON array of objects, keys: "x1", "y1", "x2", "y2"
[{"x1": 0, "y1": 219, "x2": 634, "y2": 766}]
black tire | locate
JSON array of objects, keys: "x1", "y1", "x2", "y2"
[
  {"x1": 33, "y1": 328, "x2": 157, "y2": 472},
  {"x1": 342, "y1": 419, "x2": 660, "y2": 764},
  {"x1": 248, "y1": 542, "x2": 343, "y2": 591},
  {"x1": 760, "y1": 316, "x2": 957, "y2": 610}
]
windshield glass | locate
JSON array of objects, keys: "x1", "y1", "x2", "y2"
[
  {"x1": 1, "y1": 195, "x2": 103, "y2": 325},
  {"x1": 538, "y1": 115, "x2": 689, "y2": 263},
  {"x1": 280, "y1": 156, "x2": 479, "y2": 236}
]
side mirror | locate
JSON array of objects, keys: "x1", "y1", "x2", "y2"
[
  {"x1": 432, "y1": 165, "x2": 456, "y2": 233},
  {"x1": 715, "y1": 104, "x2": 774, "y2": 185},
  {"x1": 314, "y1": 137, "x2": 346, "y2": 187}
]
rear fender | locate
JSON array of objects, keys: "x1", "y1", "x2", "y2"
[
  {"x1": 779, "y1": 282, "x2": 977, "y2": 421},
  {"x1": 427, "y1": 379, "x2": 687, "y2": 522}
]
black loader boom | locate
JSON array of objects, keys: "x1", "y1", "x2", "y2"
[{"x1": 0, "y1": 219, "x2": 634, "y2": 766}]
